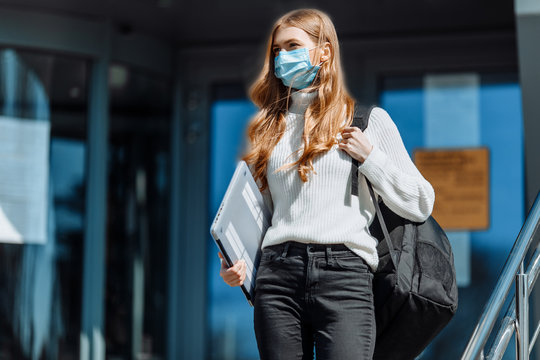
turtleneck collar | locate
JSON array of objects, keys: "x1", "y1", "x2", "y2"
[{"x1": 289, "y1": 90, "x2": 317, "y2": 114}]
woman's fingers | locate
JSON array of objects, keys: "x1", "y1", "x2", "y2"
[
  {"x1": 218, "y1": 252, "x2": 228, "y2": 269},
  {"x1": 339, "y1": 127, "x2": 361, "y2": 140},
  {"x1": 219, "y1": 258, "x2": 246, "y2": 287},
  {"x1": 239, "y1": 260, "x2": 247, "y2": 282},
  {"x1": 226, "y1": 262, "x2": 247, "y2": 286},
  {"x1": 341, "y1": 126, "x2": 360, "y2": 134},
  {"x1": 338, "y1": 126, "x2": 373, "y2": 162}
]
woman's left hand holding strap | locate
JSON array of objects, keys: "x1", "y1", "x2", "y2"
[{"x1": 338, "y1": 127, "x2": 373, "y2": 163}]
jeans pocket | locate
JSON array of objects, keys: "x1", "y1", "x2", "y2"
[
  {"x1": 332, "y1": 254, "x2": 371, "y2": 273},
  {"x1": 259, "y1": 246, "x2": 283, "y2": 267}
]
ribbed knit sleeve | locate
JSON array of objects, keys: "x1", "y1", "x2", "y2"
[
  {"x1": 248, "y1": 163, "x2": 274, "y2": 214},
  {"x1": 359, "y1": 107, "x2": 435, "y2": 222}
]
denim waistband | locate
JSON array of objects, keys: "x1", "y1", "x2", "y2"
[
  {"x1": 265, "y1": 241, "x2": 352, "y2": 254},
  {"x1": 263, "y1": 241, "x2": 366, "y2": 268}
]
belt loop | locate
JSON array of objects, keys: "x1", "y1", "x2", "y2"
[
  {"x1": 281, "y1": 242, "x2": 290, "y2": 259},
  {"x1": 325, "y1": 246, "x2": 334, "y2": 266}
]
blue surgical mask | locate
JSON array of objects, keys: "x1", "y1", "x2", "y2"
[{"x1": 274, "y1": 47, "x2": 321, "y2": 90}]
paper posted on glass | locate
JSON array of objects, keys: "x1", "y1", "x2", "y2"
[
  {"x1": 210, "y1": 161, "x2": 272, "y2": 306},
  {"x1": 0, "y1": 116, "x2": 50, "y2": 244}
]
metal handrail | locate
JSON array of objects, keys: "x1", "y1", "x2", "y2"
[
  {"x1": 462, "y1": 192, "x2": 540, "y2": 360},
  {"x1": 486, "y1": 245, "x2": 540, "y2": 360}
]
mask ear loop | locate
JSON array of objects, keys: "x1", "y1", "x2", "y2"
[
  {"x1": 305, "y1": 46, "x2": 323, "y2": 67},
  {"x1": 307, "y1": 43, "x2": 328, "y2": 69}
]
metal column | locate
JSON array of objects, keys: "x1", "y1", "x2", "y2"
[{"x1": 80, "y1": 22, "x2": 111, "y2": 360}]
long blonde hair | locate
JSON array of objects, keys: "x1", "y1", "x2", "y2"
[{"x1": 243, "y1": 8, "x2": 355, "y2": 191}]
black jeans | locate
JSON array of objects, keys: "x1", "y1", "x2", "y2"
[{"x1": 254, "y1": 241, "x2": 376, "y2": 360}]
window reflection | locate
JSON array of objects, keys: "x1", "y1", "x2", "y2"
[{"x1": 0, "y1": 48, "x2": 88, "y2": 359}]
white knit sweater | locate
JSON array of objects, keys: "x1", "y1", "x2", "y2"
[{"x1": 261, "y1": 90, "x2": 435, "y2": 271}]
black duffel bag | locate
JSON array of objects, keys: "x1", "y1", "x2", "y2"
[{"x1": 351, "y1": 104, "x2": 459, "y2": 359}]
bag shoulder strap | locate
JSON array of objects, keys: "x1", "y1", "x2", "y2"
[
  {"x1": 350, "y1": 103, "x2": 398, "y2": 269},
  {"x1": 351, "y1": 103, "x2": 373, "y2": 132},
  {"x1": 350, "y1": 103, "x2": 377, "y2": 196},
  {"x1": 367, "y1": 182, "x2": 399, "y2": 269}
]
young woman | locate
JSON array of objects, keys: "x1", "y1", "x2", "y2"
[{"x1": 219, "y1": 8, "x2": 435, "y2": 360}]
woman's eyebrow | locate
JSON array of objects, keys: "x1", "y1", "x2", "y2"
[{"x1": 273, "y1": 38, "x2": 303, "y2": 47}]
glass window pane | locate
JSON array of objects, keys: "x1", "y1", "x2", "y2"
[{"x1": 0, "y1": 47, "x2": 88, "y2": 359}]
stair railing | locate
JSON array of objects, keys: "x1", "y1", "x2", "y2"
[{"x1": 462, "y1": 192, "x2": 540, "y2": 360}]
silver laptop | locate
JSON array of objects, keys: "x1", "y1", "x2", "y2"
[{"x1": 210, "y1": 161, "x2": 272, "y2": 306}]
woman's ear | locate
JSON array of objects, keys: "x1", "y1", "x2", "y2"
[{"x1": 320, "y1": 42, "x2": 332, "y2": 63}]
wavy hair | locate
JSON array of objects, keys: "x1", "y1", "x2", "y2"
[{"x1": 243, "y1": 8, "x2": 355, "y2": 191}]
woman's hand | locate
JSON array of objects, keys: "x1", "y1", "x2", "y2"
[
  {"x1": 338, "y1": 126, "x2": 373, "y2": 163},
  {"x1": 218, "y1": 252, "x2": 247, "y2": 287}
]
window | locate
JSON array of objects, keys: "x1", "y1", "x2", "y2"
[{"x1": 0, "y1": 47, "x2": 89, "y2": 360}]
